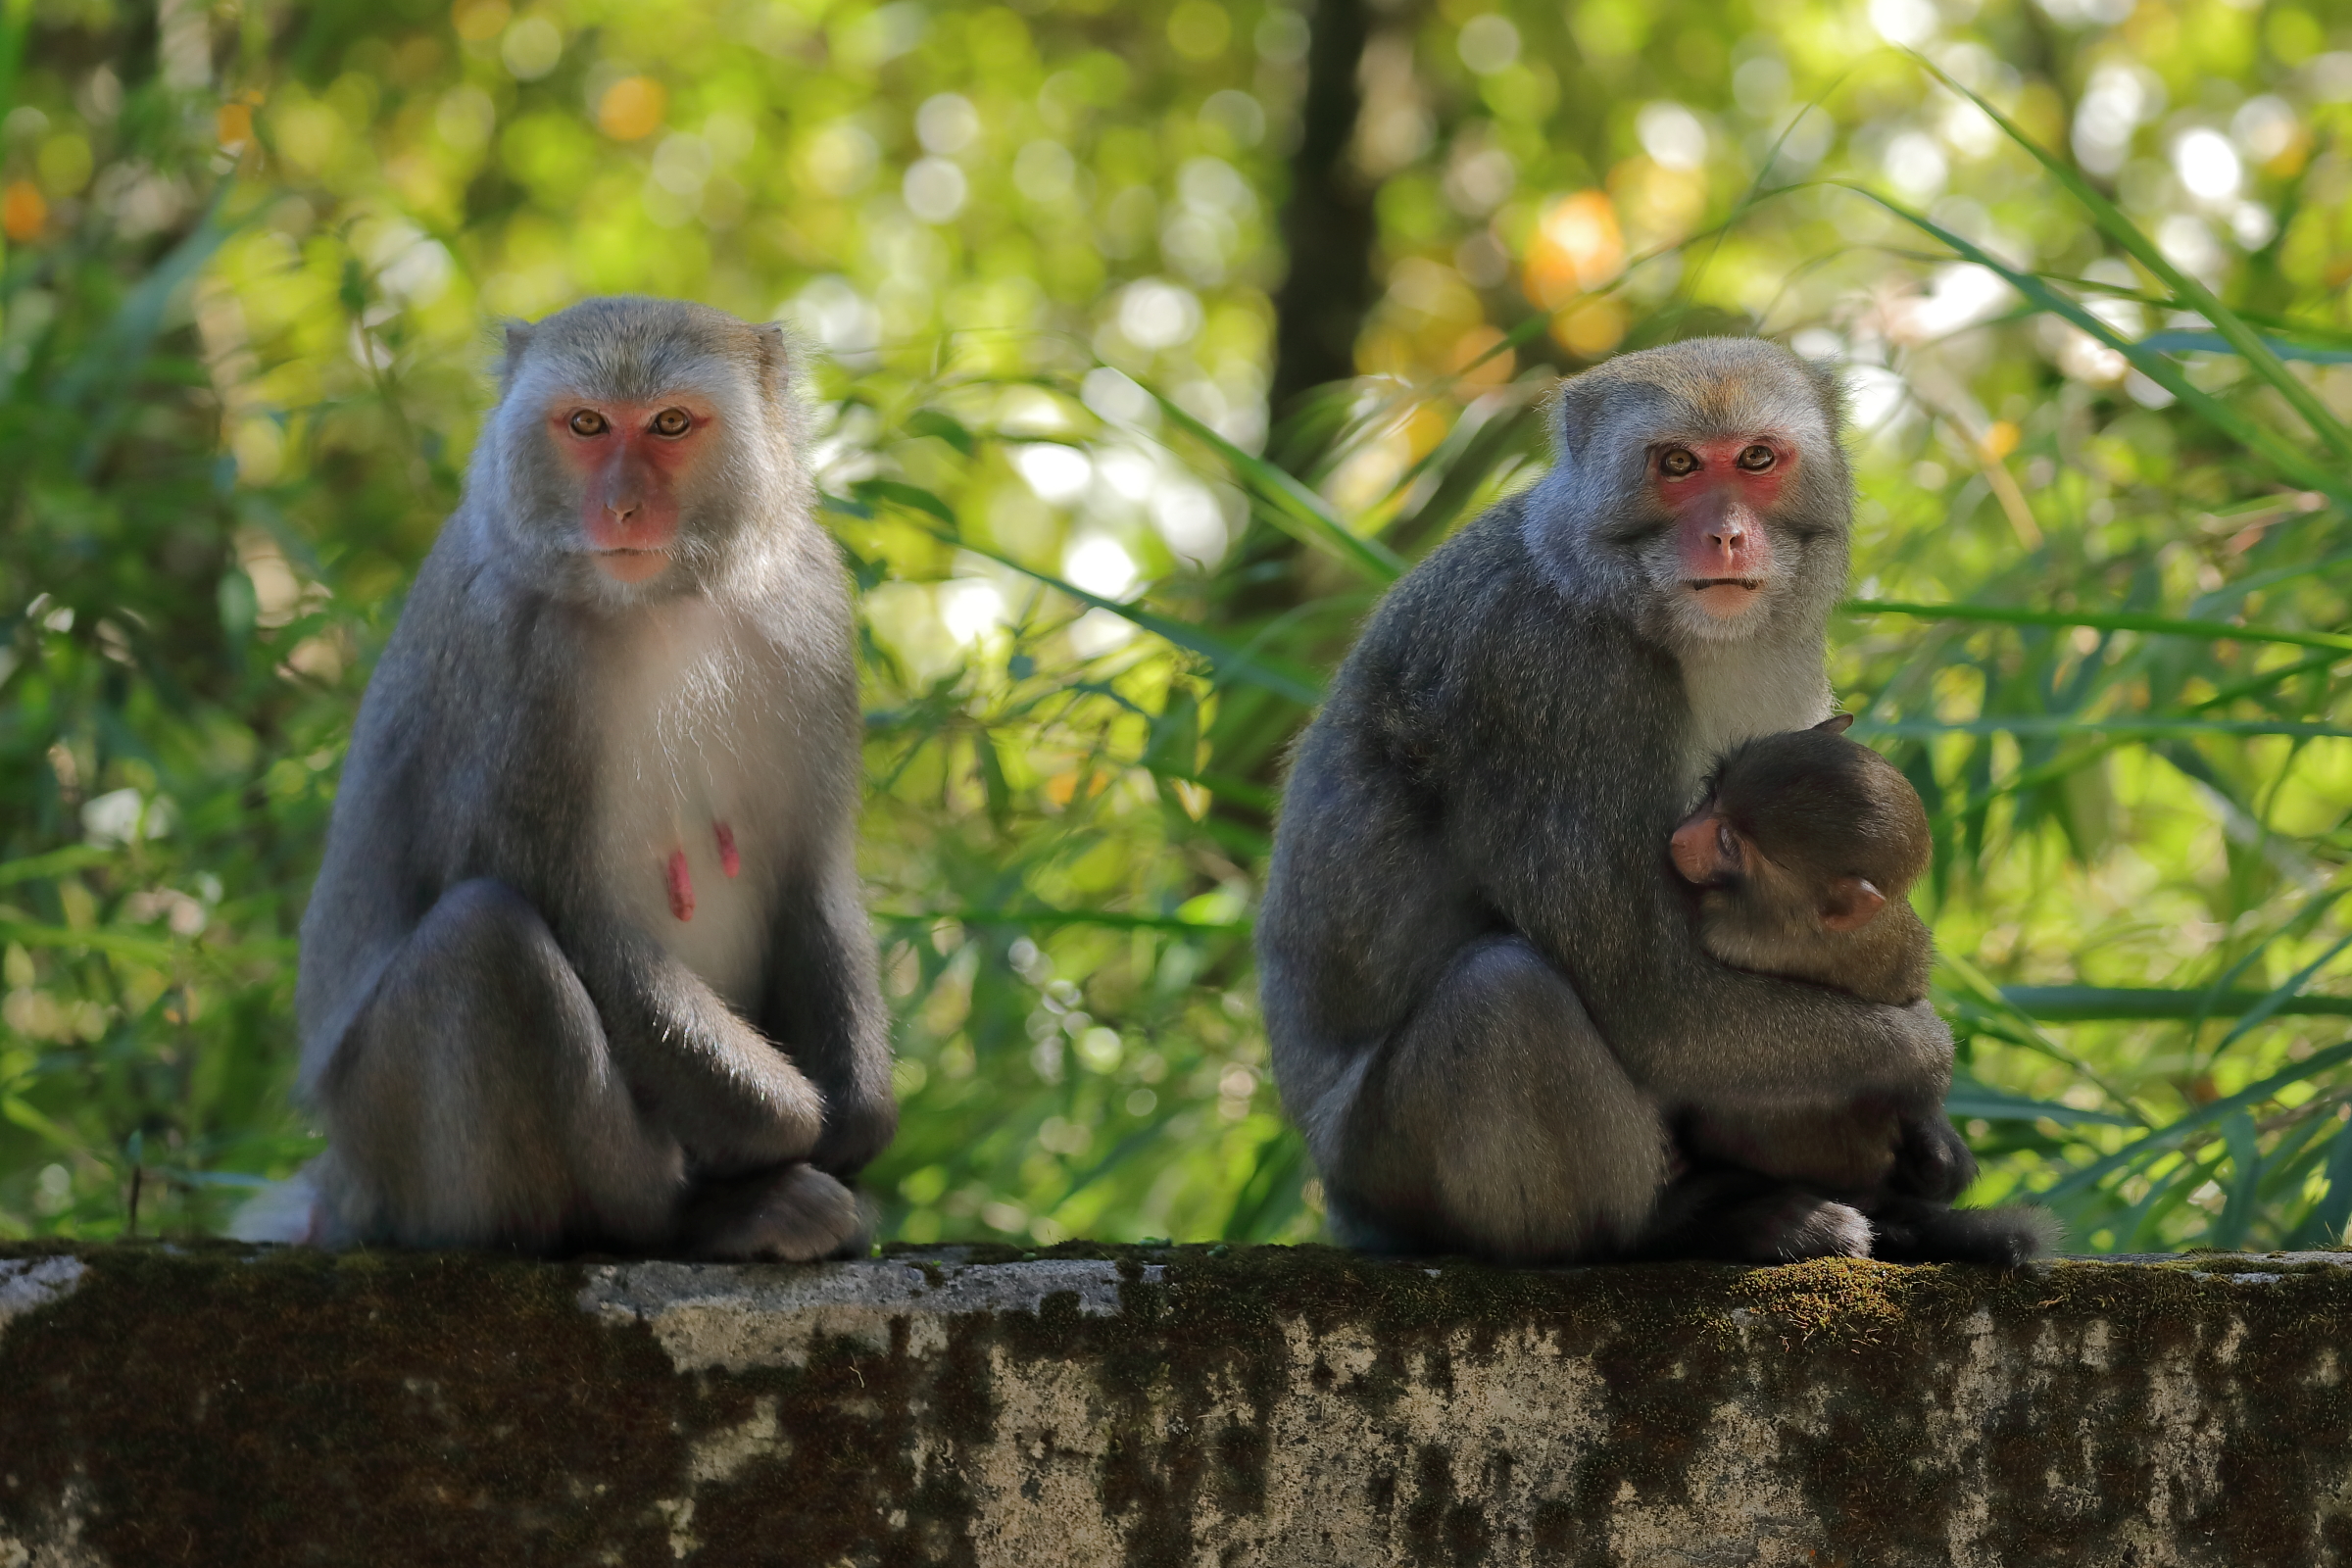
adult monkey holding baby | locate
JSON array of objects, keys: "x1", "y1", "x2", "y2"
[
  {"x1": 1259, "y1": 337, "x2": 1970, "y2": 1263},
  {"x1": 284, "y1": 297, "x2": 893, "y2": 1259}
]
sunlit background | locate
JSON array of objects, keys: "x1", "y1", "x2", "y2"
[{"x1": 7, "y1": 0, "x2": 2352, "y2": 1253}]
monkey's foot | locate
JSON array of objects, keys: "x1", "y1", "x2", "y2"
[
  {"x1": 1637, "y1": 1171, "x2": 1874, "y2": 1264},
  {"x1": 687, "y1": 1163, "x2": 868, "y2": 1262},
  {"x1": 1772, "y1": 1198, "x2": 1873, "y2": 1262}
]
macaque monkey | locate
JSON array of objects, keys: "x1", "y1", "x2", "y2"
[
  {"x1": 268, "y1": 297, "x2": 893, "y2": 1259},
  {"x1": 1671, "y1": 714, "x2": 1933, "y2": 1007},
  {"x1": 1261, "y1": 337, "x2": 1970, "y2": 1266},
  {"x1": 1669, "y1": 717, "x2": 2057, "y2": 1266}
]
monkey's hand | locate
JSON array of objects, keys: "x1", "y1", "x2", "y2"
[
  {"x1": 590, "y1": 933, "x2": 828, "y2": 1177},
  {"x1": 1887, "y1": 1107, "x2": 1977, "y2": 1202},
  {"x1": 682, "y1": 1163, "x2": 869, "y2": 1262}
]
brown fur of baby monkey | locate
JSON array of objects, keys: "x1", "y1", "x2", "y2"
[
  {"x1": 1671, "y1": 714, "x2": 1933, "y2": 1006},
  {"x1": 254, "y1": 298, "x2": 895, "y2": 1261},
  {"x1": 1671, "y1": 716, "x2": 2058, "y2": 1266}
]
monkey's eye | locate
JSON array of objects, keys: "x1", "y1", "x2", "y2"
[
  {"x1": 567, "y1": 410, "x2": 609, "y2": 437},
  {"x1": 650, "y1": 408, "x2": 692, "y2": 438},
  {"x1": 1735, "y1": 444, "x2": 1777, "y2": 472},
  {"x1": 1659, "y1": 447, "x2": 1699, "y2": 478},
  {"x1": 1717, "y1": 821, "x2": 1740, "y2": 867}
]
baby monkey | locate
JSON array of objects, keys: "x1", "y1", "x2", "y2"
[
  {"x1": 1670, "y1": 716, "x2": 2058, "y2": 1265},
  {"x1": 1672, "y1": 714, "x2": 1932, "y2": 1008}
]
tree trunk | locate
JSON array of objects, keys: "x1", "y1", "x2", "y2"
[{"x1": 1266, "y1": 0, "x2": 1376, "y2": 424}]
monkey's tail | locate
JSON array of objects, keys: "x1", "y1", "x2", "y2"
[{"x1": 1869, "y1": 1195, "x2": 2061, "y2": 1267}]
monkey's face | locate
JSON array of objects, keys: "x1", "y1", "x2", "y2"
[
  {"x1": 1534, "y1": 339, "x2": 1852, "y2": 648},
  {"x1": 1649, "y1": 435, "x2": 1792, "y2": 623},
  {"x1": 1669, "y1": 800, "x2": 1748, "y2": 888},
  {"x1": 543, "y1": 393, "x2": 721, "y2": 586},
  {"x1": 1670, "y1": 799, "x2": 1889, "y2": 936},
  {"x1": 483, "y1": 298, "x2": 805, "y2": 605}
]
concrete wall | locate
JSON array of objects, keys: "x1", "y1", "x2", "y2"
[{"x1": 3, "y1": 1241, "x2": 2349, "y2": 1566}]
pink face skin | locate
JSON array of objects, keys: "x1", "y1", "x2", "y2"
[
  {"x1": 1669, "y1": 808, "x2": 1746, "y2": 886},
  {"x1": 1669, "y1": 805, "x2": 1887, "y2": 931},
  {"x1": 1650, "y1": 434, "x2": 1795, "y2": 621},
  {"x1": 546, "y1": 394, "x2": 719, "y2": 584}
]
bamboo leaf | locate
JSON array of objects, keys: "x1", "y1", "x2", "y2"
[
  {"x1": 877, "y1": 908, "x2": 1250, "y2": 933},
  {"x1": 1944, "y1": 1078, "x2": 2138, "y2": 1128},
  {"x1": 0, "y1": 846, "x2": 115, "y2": 887},
  {"x1": 1910, "y1": 51, "x2": 2352, "y2": 469},
  {"x1": 1861, "y1": 718, "x2": 2352, "y2": 741},
  {"x1": 2000, "y1": 987, "x2": 2352, "y2": 1021},
  {"x1": 852, "y1": 477, "x2": 957, "y2": 526},
  {"x1": 2039, "y1": 1040, "x2": 2352, "y2": 1203},
  {"x1": 1152, "y1": 392, "x2": 1406, "y2": 583},
  {"x1": 2137, "y1": 331, "x2": 2352, "y2": 365},
  {"x1": 1840, "y1": 187, "x2": 2352, "y2": 504},
  {"x1": 914, "y1": 522, "x2": 1326, "y2": 708},
  {"x1": 2211, "y1": 929, "x2": 2352, "y2": 1054},
  {"x1": 1846, "y1": 599, "x2": 2352, "y2": 657},
  {"x1": 2306, "y1": 1129, "x2": 2352, "y2": 1246},
  {"x1": 2213, "y1": 1110, "x2": 2263, "y2": 1250}
]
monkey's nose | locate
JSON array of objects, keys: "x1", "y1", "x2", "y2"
[{"x1": 607, "y1": 498, "x2": 641, "y2": 521}]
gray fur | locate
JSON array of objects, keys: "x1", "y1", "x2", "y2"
[
  {"x1": 290, "y1": 296, "x2": 892, "y2": 1258},
  {"x1": 1259, "y1": 337, "x2": 1960, "y2": 1265}
]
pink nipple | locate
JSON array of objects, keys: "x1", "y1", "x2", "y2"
[
  {"x1": 714, "y1": 820, "x2": 739, "y2": 879},
  {"x1": 666, "y1": 848, "x2": 695, "y2": 922}
]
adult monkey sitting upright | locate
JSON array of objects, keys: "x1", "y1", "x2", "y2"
[
  {"x1": 286, "y1": 297, "x2": 893, "y2": 1259},
  {"x1": 1259, "y1": 337, "x2": 1970, "y2": 1264}
]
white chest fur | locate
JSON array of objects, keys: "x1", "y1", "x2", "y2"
[
  {"x1": 1676, "y1": 637, "x2": 1833, "y2": 804},
  {"x1": 596, "y1": 599, "x2": 804, "y2": 1012}
]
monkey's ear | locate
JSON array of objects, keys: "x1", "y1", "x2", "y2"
[
  {"x1": 1819, "y1": 876, "x2": 1886, "y2": 931},
  {"x1": 495, "y1": 320, "x2": 533, "y2": 393},
  {"x1": 753, "y1": 322, "x2": 792, "y2": 400},
  {"x1": 1814, "y1": 712, "x2": 1855, "y2": 735}
]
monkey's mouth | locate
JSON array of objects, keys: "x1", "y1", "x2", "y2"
[
  {"x1": 1685, "y1": 577, "x2": 1762, "y2": 592},
  {"x1": 593, "y1": 548, "x2": 672, "y2": 585}
]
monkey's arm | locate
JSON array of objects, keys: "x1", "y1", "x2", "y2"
[
  {"x1": 567, "y1": 922, "x2": 828, "y2": 1178},
  {"x1": 1451, "y1": 710, "x2": 1956, "y2": 1114},
  {"x1": 758, "y1": 844, "x2": 896, "y2": 1177}
]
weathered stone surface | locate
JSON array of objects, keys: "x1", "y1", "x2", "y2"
[{"x1": 3, "y1": 1241, "x2": 2350, "y2": 1566}]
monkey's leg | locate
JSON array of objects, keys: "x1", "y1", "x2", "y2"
[
  {"x1": 317, "y1": 879, "x2": 686, "y2": 1251},
  {"x1": 1633, "y1": 1167, "x2": 1873, "y2": 1263},
  {"x1": 1867, "y1": 1195, "x2": 2059, "y2": 1267},
  {"x1": 678, "y1": 1163, "x2": 871, "y2": 1262},
  {"x1": 1328, "y1": 935, "x2": 1672, "y2": 1263}
]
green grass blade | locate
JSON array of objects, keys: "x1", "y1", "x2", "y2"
[
  {"x1": 0, "y1": 846, "x2": 115, "y2": 887},
  {"x1": 0, "y1": 920, "x2": 185, "y2": 966},
  {"x1": 1937, "y1": 949, "x2": 2150, "y2": 1120},
  {"x1": 2137, "y1": 331, "x2": 2352, "y2": 365},
  {"x1": 2211, "y1": 928, "x2": 2352, "y2": 1054},
  {"x1": 1840, "y1": 187, "x2": 2351, "y2": 504},
  {"x1": 2304, "y1": 1129, "x2": 2352, "y2": 1245},
  {"x1": 2213, "y1": 1110, "x2": 2264, "y2": 1250},
  {"x1": 1944, "y1": 1077, "x2": 2139, "y2": 1128},
  {"x1": 1910, "y1": 51, "x2": 2352, "y2": 469},
  {"x1": 835, "y1": 487, "x2": 1327, "y2": 707},
  {"x1": 2000, "y1": 986, "x2": 2352, "y2": 1021},
  {"x1": 1151, "y1": 392, "x2": 1406, "y2": 584},
  {"x1": 1861, "y1": 718, "x2": 2352, "y2": 741},
  {"x1": 877, "y1": 908, "x2": 1251, "y2": 933},
  {"x1": 1845, "y1": 599, "x2": 2352, "y2": 657},
  {"x1": 2038, "y1": 1039, "x2": 2352, "y2": 1203}
]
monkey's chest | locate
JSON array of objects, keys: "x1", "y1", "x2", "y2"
[{"x1": 593, "y1": 624, "x2": 801, "y2": 1014}]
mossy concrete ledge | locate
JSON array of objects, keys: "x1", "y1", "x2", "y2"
[{"x1": 5, "y1": 1244, "x2": 2352, "y2": 1566}]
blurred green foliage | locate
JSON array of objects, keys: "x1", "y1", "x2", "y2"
[{"x1": 8, "y1": 0, "x2": 2352, "y2": 1254}]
